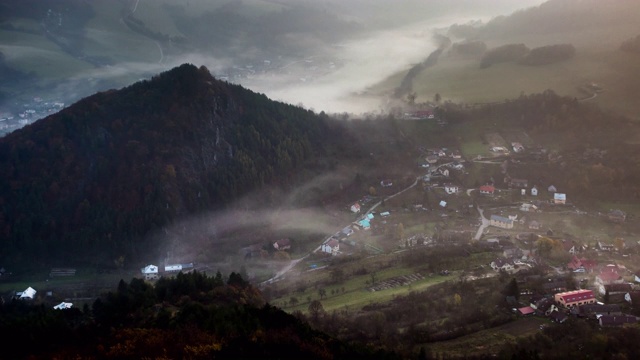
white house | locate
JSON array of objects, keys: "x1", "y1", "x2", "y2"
[
  {"x1": 490, "y1": 258, "x2": 515, "y2": 272},
  {"x1": 512, "y1": 142, "x2": 525, "y2": 153},
  {"x1": 554, "y1": 193, "x2": 567, "y2": 204},
  {"x1": 350, "y1": 202, "x2": 361, "y2": 213},
  {"x1": 445, "y1": 184, "x2": 459, "y2": 194},
  {"x1": 321, "y1": 239, "x2": 340, "y2": 256},
  {"x1": 53, "y1": 302, "x2": 73, "y2": 310},
  {"x1": 141, "y1": 264, "x2": 159, "y2": 280},
  {"x1": 531, "y1": 186, "x2": 538, "y2": 196},
  {"x1": 520, "y1": 203, "x2": 538, "y2": 212},
  {"x1": 165, "y1": 264, "x2": 182, "y2": 272},
  {"x1": 439, "y1": 200, "x2": 447, "y2": 208},
  {"x1": 19, "y1": 287, "x2": 36, "y2": 300}
]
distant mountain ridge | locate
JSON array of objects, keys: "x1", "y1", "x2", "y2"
[{"x1": 0, "y1": 64, "x2": 340, "y2": 265}]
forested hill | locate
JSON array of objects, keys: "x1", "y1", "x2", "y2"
[{"x1": 0, "y1": 64, "x2": 342, "y2": 266}]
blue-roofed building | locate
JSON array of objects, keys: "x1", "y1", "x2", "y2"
[
  {"x1": 490, "y1": 215, "x2": 514, "y2": 229},
  {"x1": 358, "y1": 219, "x2": 371, "y2": 229}
]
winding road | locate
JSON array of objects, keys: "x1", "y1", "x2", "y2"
[{"x1": 261, "y1": 176, "x2": 421, "y2": 285}]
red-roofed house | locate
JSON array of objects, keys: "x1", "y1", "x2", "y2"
[
  {"x1": 596, "y1": 265, "x2": 624, "y2": 287},
  {"x1": 581, "y1": 259, "x2": 598, "y2": 273},
  {"x1": 518, "y1": 306, "x2": 535, "y2": 315},
  {"x1": 479, "y1": 185, "x2": 495, "y2": 195},
  {"x1": 554, "y1": 289, "x2": 596, "y2": 308},
  {"x1": 567, "y1": 255, "x2": 583, "y2": 271}
]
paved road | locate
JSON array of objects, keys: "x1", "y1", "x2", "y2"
[
  {"x1": 474, "y1": 206, "x2": 489, "y2": 241},
  {"x1": 261, "y1": 176, "x2": 422, "y2": 285}
]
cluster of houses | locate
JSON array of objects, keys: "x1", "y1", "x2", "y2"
[
  {"x1": 403, "y1": 109, "x2": 435, "y2": 120},
  {"x1": 420, "y1": 147, "x2": 463, "y2": 168},
  {"x1": 498, "y1": 249, "x2": 640, "y2": 328},
  {"x1": 140, "y1": 263, "x2": 195, "y2": 280},
  {"x1": 0, "y1": 97, "x2": 66, "y2": 136},
  {"x1": 515, "y1": 283, "x2": 640, "y2": 327},
  {"x1": 11, "y1": 286, "x2": 74, "y2": 310}
]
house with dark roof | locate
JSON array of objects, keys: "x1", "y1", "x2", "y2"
[
  {"x1": 530, "y1": 297, "x2": 558, "y2": 316},
  {"x1": 323, "y1": 239, "x2": 340, "y2": 255},
  {"x1": 549, "y1": 310, "x2": 568, "y2": 323},
  {"x1": 542, "y1": 280, "x2": 567, "y2": 294},
  {"x1": 599, "y1": 314, "x2": 638, "y2": 327},
  {"x1": 624, "y1": 290, "x2": 640, "y2": 305},
  {"x1": 603, "y1": 283, "x2": 633, "y2": 303},
  {"x1": 509, "y1": 178, "x2": 529, "y2": 189},
  {"x1": 578, "y1": 304, "x2": 621, "y2": 318},
  {"x1": 273, "y1": 238, "x2": 291, "y2": 251}
]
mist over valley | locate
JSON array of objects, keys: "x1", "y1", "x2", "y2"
[{"x1": 2, "y1": 1, "x2": 640, "y2": 359}]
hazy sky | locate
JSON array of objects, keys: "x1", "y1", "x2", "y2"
[{"x1": 245, "y1": 0, "x2": 548, "y2": 114}]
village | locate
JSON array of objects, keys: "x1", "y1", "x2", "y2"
[
  {"x1": 0, "y1": 97, "x2": 66, "y2": 136},
  {"x1": 256, "y1": 126, "x2": 640, "y2": 331},
  {"x1": 4, "y1": 117, "x2": 640, "y2": 334}
]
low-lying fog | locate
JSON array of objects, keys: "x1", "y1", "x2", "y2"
[{"x1": 3, "y1": 0, "x2": 547, "y2": 117}]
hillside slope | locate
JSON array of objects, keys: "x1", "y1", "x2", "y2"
[
  {"x1": 0, "y1": 64, "x2": 343, "y2": 265},
  {"x1": 374, "y1": 0, "x2": 640, "y2": 120}
]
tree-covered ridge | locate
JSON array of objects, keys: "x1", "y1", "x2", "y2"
[
  {"x1": 1, "y1": 272, "x2": 391, "y2": 359},
  {"x1": 0, "y1": 64, "x2": 340, "y2": 266}
]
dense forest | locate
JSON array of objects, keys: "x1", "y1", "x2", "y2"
[
  {"x1": 518, "y1": 44, "x2": 576, "y2": 66},
  {"x1": 0, "y1": 64, "x2": 349, "y2": 267},
  {"x1": 5, "y1": 270, "x2": 640, "y2": 359},
  {"x1": 479, "y1": 43, "x2": 529, "y2": 68},
  {"x1": 0, "y1": 271, "x2": 395, "y2": 359}
]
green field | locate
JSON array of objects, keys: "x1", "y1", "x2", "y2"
[
  {"x1": 373, "y1": 44, "x2": 640, "y2": 121},
  {"x1": 85, "y1": 1, "x2": 159, "y2": 63},
  {"x1": 0, "y1": 31, "x2": 93, "y2": 79},
  {"x1": 275, "y1": 265, "x2": 456, "y2": 313}
]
